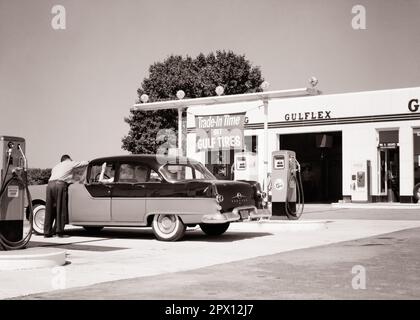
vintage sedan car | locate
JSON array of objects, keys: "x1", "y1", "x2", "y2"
[{"x1": 28, "y1": 155, "x2": 271, "y2": 241}]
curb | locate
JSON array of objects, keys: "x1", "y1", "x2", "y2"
[
  {"x1": 331, "y1": 203, "x2": 420, "y2": 210},
  {"x1": 250, "y1": 219, "x2": 330, "y2": 231},
  {"x1": 0, "y1": 247, "x2": 67, "y2": 271}
]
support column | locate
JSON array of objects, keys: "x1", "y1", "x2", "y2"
[
  {"x1": 178, "y1": 107, "x2": 183, "y2": 156},
  {"x1": 263, "y1": 98, "x2": 269, "y2": 193}
]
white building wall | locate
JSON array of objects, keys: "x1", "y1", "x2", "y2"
[
  {"x1": 399, "y1": 125, "x2": 414, "y2": 196},
  {"x1": 341, "y1": 125, "x2": 377, "y2": 197}
]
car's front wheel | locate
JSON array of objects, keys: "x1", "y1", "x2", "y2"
[
  {"x1": 32, "y1": 204, "x2": 46, "y2": 235},
  {"x1": 199, "y1": 222, "x2": 230, "y2": 236},
  {"x1": 152, "y1": 214, "x2": 186, "y2": 241}
]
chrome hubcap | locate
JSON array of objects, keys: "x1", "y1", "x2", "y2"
[
  {"x1": 157, "y1": 215, "x2": 176, "y2": 234},
  {"x1": 35, "y1": 209, "x2": 45, "y2": 230}
]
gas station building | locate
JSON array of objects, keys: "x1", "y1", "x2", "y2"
[
  {"x1": 136, "y1": 86, "x2": 420, "y2": 204},
  {"x1": 187, "y1": 86, "x2": 420, "y2": 203}
]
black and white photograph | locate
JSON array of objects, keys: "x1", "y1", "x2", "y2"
[{"x1": 1, "y1": 0, "x2": 420, "y2": 309}]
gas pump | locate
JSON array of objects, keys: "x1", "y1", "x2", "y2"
[
  {"x1": 0, "y1": 136, "x2": 33, "y2": 250},
  {"x1": 270, "y1": 150, "x2": 304, "y2": 219},
  {"x1": 233, "y1": 151, "x2": 259, "y2": 182}
]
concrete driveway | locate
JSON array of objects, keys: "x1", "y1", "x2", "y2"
[{"x1": 1, "y1": 205, "x2": 420, "y2": 299}]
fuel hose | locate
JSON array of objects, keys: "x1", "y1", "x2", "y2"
[
  {"x1": 285, "y1": 160, "x2": 305, "y2": 220},
  {"x1": 0, "y1": 151, "x2": 34, "y2": 250}
]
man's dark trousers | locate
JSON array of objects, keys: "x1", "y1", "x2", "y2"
[{"x1": 44, "y1": 180, "x2": 68, "y2": 236}]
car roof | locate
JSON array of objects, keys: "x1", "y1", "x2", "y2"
[{"x1": 90, "y1": 154, "x2": 200, "y2": 170}]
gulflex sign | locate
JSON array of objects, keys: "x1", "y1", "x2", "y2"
[
  {"x1": 284, "y1": 110, "x2": 332, "y2": 121},
  {"x1": 195, "y1": 113, "x2": 245, "y2": 152}
]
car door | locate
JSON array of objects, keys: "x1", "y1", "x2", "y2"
[
  {"x1": 111, "y1": 162, "x2": 147, "y2": 223},
  {"x1": 69, "y1": 162, "x2": 114, "y2": 223}
]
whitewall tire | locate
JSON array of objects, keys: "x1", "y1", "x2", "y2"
[
  {"x1": 152, "y1": 214, "x2": 186, "y2": 241},
  {"x1": 32, "y1": 204, "x2": 46, "y2": 235}
]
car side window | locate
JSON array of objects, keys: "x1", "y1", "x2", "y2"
[
  {"x1": 89, "y1": 164, "x2": 102, "y2": 183},
  {"x1": 166, "y1": 165, "x2": 194, "y2": 180},
  {"x1": 195, "y1": 168, "x2": 205, "y2": 179},
  {"x1": 89, "y1": 163, "x2": 115, "y2": 183},
  {"x1": 166, "y1": 164, "x2": 194, "y2": 180},
  {"x1": 119, "y1": 163, "x2": 148, "y2": 183},
  {"x1": 149, "y1": 169, "x2": 162, "y2": 182}
]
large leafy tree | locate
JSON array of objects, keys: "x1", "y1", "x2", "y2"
[{"x1": 122, "y1": 50, "x2": 264, "y2": 154}]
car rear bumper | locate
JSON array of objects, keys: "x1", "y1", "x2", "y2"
[
  {"x1": 234, "y1": 206, "x2": 271, "y2": 221},
  {"x1": 201, "y1": 206, "x2": 271, "y2": 224}
]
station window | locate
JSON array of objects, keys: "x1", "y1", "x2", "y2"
[
  {"x1": 205, "y1": 149, "x2": 234, "y2": 180},
  {"x1": 413, "y1": 129, "x2": 420, "y2": 187},
  {"x1": 244, "y1": 135, "x2": 258, "y2": 153},
  {"x1": 203, "y1": 135, "x2": 258, "y2": 181}
]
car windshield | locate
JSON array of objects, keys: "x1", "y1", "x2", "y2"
[{"x1": 161, "y1": 162, "x2": 216, "y2": 181}]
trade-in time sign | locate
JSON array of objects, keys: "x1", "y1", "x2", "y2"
[{"x1": 195, "y1": 113, "x2": 245, "y2": 151}]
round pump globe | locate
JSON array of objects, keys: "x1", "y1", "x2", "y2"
[
  {"x1": 215, "y1": 86, "x2": 224, "y2": 96},
  {"x1": 176, "y1": 90, "x2": 185, "y2": 100},
  {"x1": 260, "y1": 81, "x2": 270, "y2": 91},
  {"x1": 140, "y1": 94, "x2": 149, "y2": 103},
  {"x1": 309, "y1": 76, "x2": 319, "y2": 87}
]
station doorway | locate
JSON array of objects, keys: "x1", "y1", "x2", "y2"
[
  {"x1": 377, "y1": 130, "x2": 400, "y2": 202},
  {"x1": 279, "y1": 131, "x2": 343, "y2": 203}
]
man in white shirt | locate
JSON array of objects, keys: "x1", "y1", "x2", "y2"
[{"x1": 44, "y1": 155, "x2": 88, "y2": 238}]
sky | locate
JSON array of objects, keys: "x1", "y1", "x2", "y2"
[{"x1": 0, "y1": 0, "x2": 419, "y2": 168}]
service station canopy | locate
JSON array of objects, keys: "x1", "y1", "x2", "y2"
[
  {"x1": 132, "y1": 87, "x2": 321, "y2": 189},
  {"x1": 132, "y1": 88, "x2": 321, "y2": 111}
]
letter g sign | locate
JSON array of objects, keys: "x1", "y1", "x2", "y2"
[{"x1": 408, "y1": 99, "x2": 419, "y2": 112}]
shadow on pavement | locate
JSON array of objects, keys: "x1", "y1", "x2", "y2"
[
  {"x1": 28, "y1": 240, "x2": 128, "y2": 252},
  {"x1": 182, "y1": 231, "x2": 273, "y2": 242},
  {"x1": 28, "y1": 227, "x2": 273, "y2": 250}
]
